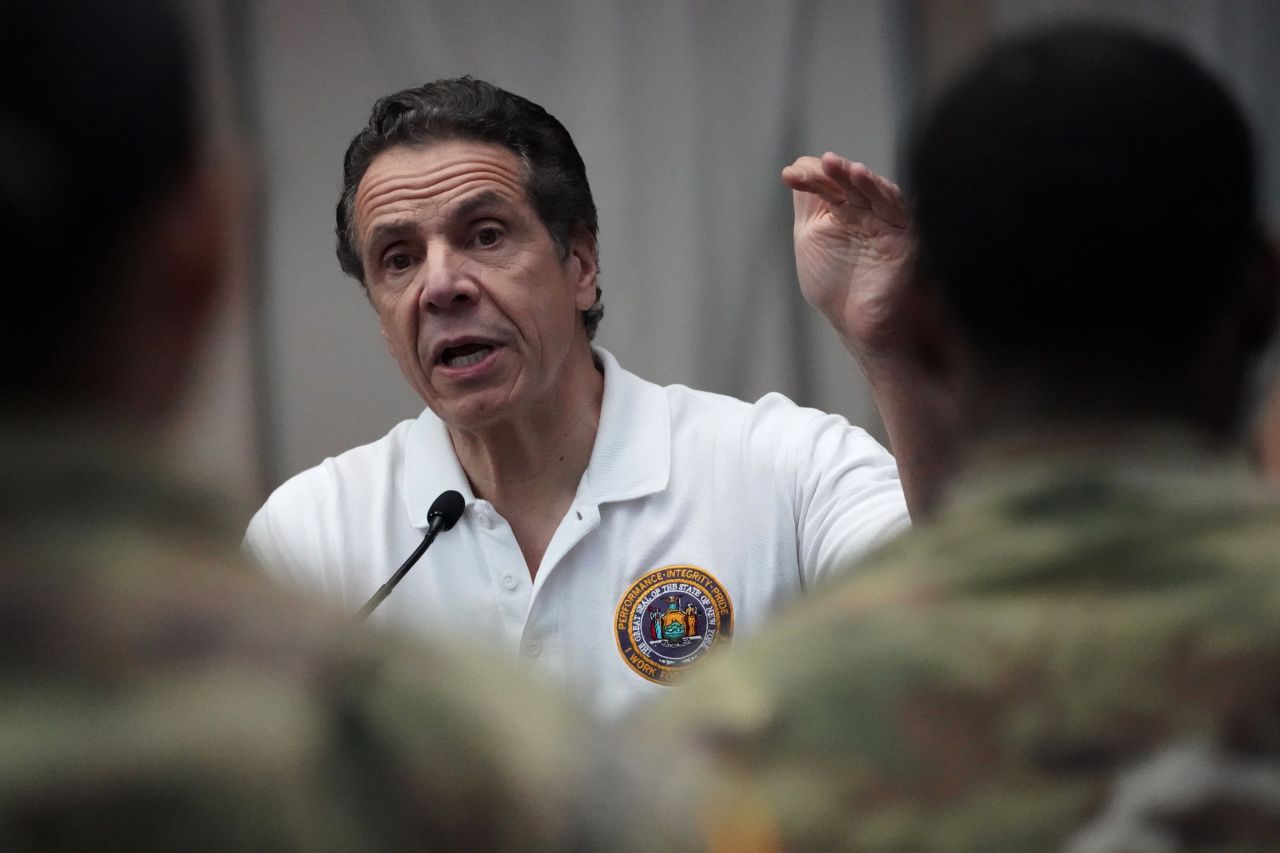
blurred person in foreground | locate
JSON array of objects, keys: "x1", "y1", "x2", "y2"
[
  {"x1": 0, "y1": 1, "x2": 690, "y2": 849},
  {"x1": 657, "y1": 25, "x2": 1280, "y2": 852}
]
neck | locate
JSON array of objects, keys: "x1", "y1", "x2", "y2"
[
  {"x1": 449, "y1": 348, "x2": 604, "y2": 511},
  {"x1": 965, "y1": 416, "x2": 1226, "y2": 461},
  {"x1": 960, "y1": 363, "x2": 1245, "y2": 449},
  {"x1": 7, "y1": 391, "x2": 173, "y2": 434},
  {"x1": 447, "y1": 347, "x2": 604, "y2": 579},
  {"x1": 940, "y1": 371, "x2": 1245, "y2": 511}
]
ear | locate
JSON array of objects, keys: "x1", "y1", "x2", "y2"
[
  {"x1": 107, "y1": 159, "x2": 238, "y2": 420},
  {"x1": 902, "y1": 261, "x2": 963, "y2": 385},
  {"x1": 567, "y1": 227, "x2": 600, "y2": 312},
  {"x1": 1240, "y1": 231, "x2": 1280, "y2": 356},
  {"x1": 902, "y1": 262, "x2": 985, "y2": 435}
]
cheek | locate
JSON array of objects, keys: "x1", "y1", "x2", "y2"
[
  {"x1": 377, "y1": 297, "x2": 419, "y2": 359},
  {"x1": 398, "y1": 311, "x2": 428, "y2": 365}
]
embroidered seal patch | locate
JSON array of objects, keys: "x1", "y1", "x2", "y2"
[{"x1": 614, "y1": 564, "x2": 734, "y2": 684}]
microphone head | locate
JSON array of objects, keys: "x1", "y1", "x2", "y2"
[{"x1": 427, "y1": 489, "x2": 466, "y2": 532}]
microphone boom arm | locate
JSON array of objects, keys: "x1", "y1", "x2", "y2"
[{"x1": 357, "y1": 489, "x2": 465, "y2": 621}]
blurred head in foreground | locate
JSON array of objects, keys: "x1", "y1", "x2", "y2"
[
  {"x1": 0, "y1": 3, "x2": 698, "y2": 850},
  {"x1": 907, "y1": 24, "x2": 1277, "y2": 447},
  {"x1": 661, "y1": 25, "x2": 1280, "y2": 853},
  {"x1": 0, "y1": 0, "x2": 229, "y2": 423}
]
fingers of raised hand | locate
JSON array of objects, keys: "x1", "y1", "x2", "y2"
[
  {"x1": 782, "y1": 155, "x2": 848, "y2": 214},
  {"x1": 781, "y1": 155, "x2": 826, "y2": 188},
  {"x1": 869, "y1": 173, "x2": 910, "y2": 230},
  {"x1": 820, "y1": 153, "x2": 909, "y2": 229},
  {"x1": 783, "y1": 154, "x2": 911, "y2": 231}
]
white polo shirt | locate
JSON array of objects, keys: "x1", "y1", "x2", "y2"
[{"x1": 245, "y1": 349, "x2": 908, "y2": 717}]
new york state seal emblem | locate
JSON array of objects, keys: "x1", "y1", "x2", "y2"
[{"x1": 614, "y1": 564, "x2": 734, "y2": 684}]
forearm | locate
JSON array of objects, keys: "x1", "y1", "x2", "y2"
[{"x1": 853, "y1": 347, "x2": 959, "y2": 521}]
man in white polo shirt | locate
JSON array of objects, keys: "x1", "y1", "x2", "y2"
[{"x1": 245, "y1": 77, "x2": 920, "y2": 716}]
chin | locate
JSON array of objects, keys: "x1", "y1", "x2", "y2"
[{"x1": 431, "y1": 396, "x2": 520, "y2": 433}]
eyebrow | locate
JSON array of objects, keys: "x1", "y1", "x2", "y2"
[
  {"x1": 363, "y1": 220, "x2": 418, "y2": 260},
  {"x1": 448, "y1": 189, "x2": 517, "y2": 222},
  {"x1": 361, "y1": 190, "x2": 522, "y2": 260}
]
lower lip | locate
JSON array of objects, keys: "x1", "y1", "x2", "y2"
[{"x1": 435, "y1": 346, "x2": 502, "y2": 379}]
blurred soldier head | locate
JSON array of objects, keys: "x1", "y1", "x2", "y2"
[
  {"x1": 906, "y1": 25, "x2": 1278, "y2": 441},
  {"x1": 0, "y1": 0, "x2": 232, "y2": 422}
]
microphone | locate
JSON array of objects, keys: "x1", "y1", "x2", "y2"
[{"x1": 358, "y1": 490, "x2": 465, "y2": 620}]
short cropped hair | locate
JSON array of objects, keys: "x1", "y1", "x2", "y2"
[
  {"x1": 907, "y1": 25, "x2": 1257, "y2": 384},
  {"x1": 1, "y1": 0, "x2": 197, "y2": 395},
  {"x1": 336, "y1": 77, "x2": 604, "y2": 338}
]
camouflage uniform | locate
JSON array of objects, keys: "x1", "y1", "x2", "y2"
[
  {"x1": 662, "y1": 433, "x2": 1280, "y2": 851},
  {"x1": 0, "y1": 422, "x2": 696, "y2": 852}
]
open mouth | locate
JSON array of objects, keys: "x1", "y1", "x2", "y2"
[{"x1": 440, "y1": 343, "x2": 494, "y2": 368}]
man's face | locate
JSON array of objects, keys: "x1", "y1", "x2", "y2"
[{"x1": 353, "y1": 140, "x2": 598, "y2": 432}]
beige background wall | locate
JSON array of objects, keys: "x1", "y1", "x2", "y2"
[
  {"x1": 175, "y1": 0, "x2": 1280, "y2": 524},
  {"x1": 245, "y1": 0, "x2": 909, "y2": 501}
]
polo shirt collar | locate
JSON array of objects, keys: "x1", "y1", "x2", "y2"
[
  {"x1": 400, "y1": 346, "x2": 671, "y2": 527},
  {"x1": 581, "y1": 347, "x2": 670, "y2": 505},
  {"x1": 403, "y1": 412, "x2": 474, "y2": 529}
]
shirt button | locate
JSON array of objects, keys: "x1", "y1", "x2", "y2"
[
  {"x1": 477, "y1": 514, "x2": 493, "y2": 530},
  {"x1": 502, "y1": 574, "x2": 517, "y2": 589},
  {"x1": 525, "y1": 640, "x2": 542, "y2": 658}
]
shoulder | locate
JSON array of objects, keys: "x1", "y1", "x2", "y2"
[
  {"x1": 258, "y1": 419, "x2": 416, "y2": 512},
  {"x1": 659, "y1": 461, "x2": 1280, "y2": 849},
  {"x1": 8, "y1": 553, "x2": 597, "y2": 850},
  {"x1": 662, "y1": 384, "x2": 885, "y2": 456},
  {"x1": 243, "y1": 418, "x2": 420, "y2": 563},
  {"x1": 600, "y1": 345, "x2": 881, "y2": 446}
]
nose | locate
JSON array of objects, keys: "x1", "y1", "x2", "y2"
[{"x1": 419, "y1": 246, "x2": 480, "y2": 313}]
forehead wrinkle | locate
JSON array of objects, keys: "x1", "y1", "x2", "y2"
[
  {"x1": 355, "y1": 164, "x2": 528, "y2": 249},
  {"x1": 367, "y1": 176, "x2": 521, "y2": 221},
  {"x1": 355, "y1": 148, "x2": 526, "y2": 210}
]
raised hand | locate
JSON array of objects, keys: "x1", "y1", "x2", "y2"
[
  {"x1": 785, "y1": 152, "x2": 955, "y2": 518},
  {"x1": 783, "y1": 152, "x2": 914, "y2": 360}
]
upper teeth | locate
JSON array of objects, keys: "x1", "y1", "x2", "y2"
[{"x1": 445, "y1": 347, "x2": 491, "y2": 368}]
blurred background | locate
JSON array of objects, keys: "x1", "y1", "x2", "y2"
[{"x1": 173, "y1": 0, "x2": 1280, "y2": 523}]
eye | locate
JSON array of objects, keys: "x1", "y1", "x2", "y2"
[
  {"x1": 471, "y1": 226, "x2": 502, "y2": 248},
  {"x1": 385, "y1": 252, "x2": 415, "y2": 271}
]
